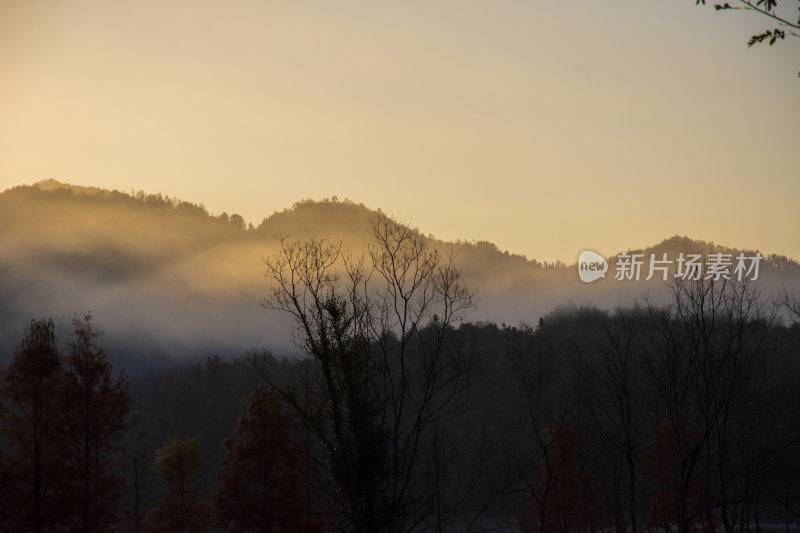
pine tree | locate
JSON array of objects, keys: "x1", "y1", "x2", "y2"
[
  {"x1": 59, "y1": 313, "x2": 132, "y2": 532},
  {"x1": 214, "y1": 385, "x2": 316, "y2": 532},
  {"x1": 143, "y1": 435, "x2": 209, "y2": 533},
  {"x1": 0, "y1": 318, "x2": 64, "y2": 532}
]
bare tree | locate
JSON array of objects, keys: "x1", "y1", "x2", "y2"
[
  {"x1": 690, "y1": 0, "x2": 800, "y2": 67},
  {"x1": 573, "y1": 308, "x2": 648, "y2": 533},
  {"x1": 254, "y1": 213, "x2": 475, "y2": 533},
  {"x1": 506, "y1": 323, "x2": 585, "y2": 533},
  {"x1": 784, "y1": 289, "x2": 800, "y2": 323},
  {"x1": 643, "y1": 277, "x2": 777, "y2": 533}
]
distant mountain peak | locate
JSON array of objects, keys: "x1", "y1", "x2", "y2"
[
  {"x1": 32, "y1": 179, "x2": 109, "y2": 196},
  {"x1": 0, "y1": 180, "x2": 797, "y2": 361},
  {"x1": 3, "y1": 181, "x2": 796, "y2": 270}
]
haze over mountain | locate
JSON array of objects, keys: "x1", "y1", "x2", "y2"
[{"x1": 2, "y1": 180, "x2": 798, "y2": 369}]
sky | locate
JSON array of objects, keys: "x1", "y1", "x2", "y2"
[{"x1": 1, "y1": 0, "x2": 798, "y2": 263}]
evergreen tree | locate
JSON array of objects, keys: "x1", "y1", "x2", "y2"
[
  {"x1": 143, "y1": 435, "x2": 208, "y2": 533},
  {"x1": 214, "y1": 385, "x2": 317, "y2": 532},
  {"x1": 0, "y1": 318, "x2": 64, "y2": 532},
  {"x1": 59, "y1": 313, "x2": 132, "y2": 532}
]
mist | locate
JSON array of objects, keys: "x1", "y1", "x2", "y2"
[{"x1": 1, "y1": 181, "x2": 798, "y2": 370}]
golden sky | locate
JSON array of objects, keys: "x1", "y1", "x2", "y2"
[{"x1": 1, "y1": 0, "x2": 798, "y2": 263}]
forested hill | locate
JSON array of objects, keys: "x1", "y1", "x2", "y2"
[{"x1": 1, "y1": 180, "x2": 798, "y2": 368}]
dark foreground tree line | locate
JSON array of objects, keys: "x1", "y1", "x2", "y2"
[
  {"x1": 1, "y1": 215, "x2": 799, "y2": 533},
  {"x1": 0, "y1": 314, "x2": 131, "y2": 532}
]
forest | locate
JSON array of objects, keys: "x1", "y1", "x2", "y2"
[{"x1": 1, "y1": 214, "x2": 799, "y2": 533}]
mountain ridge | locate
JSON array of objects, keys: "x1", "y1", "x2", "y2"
[
  {"x1": 8, "y1": 179, "x2": 797, "y2": 269},
  {"x1": 1, "y1": 180, "x2": 797, "y2": 368}
]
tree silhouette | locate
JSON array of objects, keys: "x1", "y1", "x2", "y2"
[
  {"x1": 573, "y1": 309, "x2": 648, "y2": 533},
  {"x1": 516, "y1": 411, "x2": 604, "y2": 533},
  {"x1": 143, "y1": 435, "x2": 209, "y2": 533},
  {"x1": 0, "y1": 318, "x2": 65, "y2": 533},
  {"x1": 691, "y1": 0, "x2": 800, "y2": 74},
  {"x1": 214, "y1": 384, "x2": 319, "y2": 532},
  {"x1": 256, "y1": 213, "x2": 476, "y2": 533},
  {"x1": 643, "y1": 278, "x2": 776, "y2": 533},
  {"x1": 58, "y1": 313, "x2": 132, "y2": 532},
  {"x1": 646, "y1": 421, "x2": 709, "y2": 532},
  {"x1": 506, "y1": 323, "x2": 576, "y2": 533}
]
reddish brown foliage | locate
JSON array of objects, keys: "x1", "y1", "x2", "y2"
[
  {"x1": 214, "y1": 385, "x2": 320, "y2": 532},
  {"x1": 59, "y1": 313, "x2": 132, "y2": 531},
  {"x1": 517, "y1": 423, "x2": 606, "y2": 533},
  {"x1": 0, "y1": 319, "x2": 65, "y2": 532},
  {"x1": 0, "y1": 315, "x2": 132, "y2": 532},
  {"x1": 646, "y1": 421, "x2": 710, "y2": 532}
]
